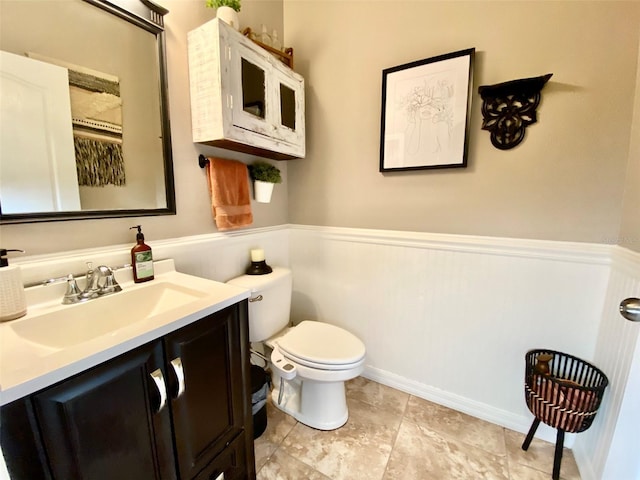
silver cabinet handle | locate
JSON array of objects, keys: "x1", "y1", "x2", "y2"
[
  {"x1": 249, "y1": 295, "x2": 263, "y2": 302},
  {"x1": 620, "y1": 298, "x2": 640, "y2": 322},
  {"x1": 170, "y1": 357, "x2": 185, "y2": 399},
  {"x1": 150, "y1": 368, "x2": 167, "y2": 413}
]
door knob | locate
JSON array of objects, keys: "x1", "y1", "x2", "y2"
[{"x1": 619, "y1": 298, "x2": 640, "y2": 322}]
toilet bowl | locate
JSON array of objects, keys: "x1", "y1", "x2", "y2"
[
  {"x1": 269, "y1": 320, "x2": 365, "y2": 430},
  {"x1": 226, "y1": 267, "x2": 366, "y2": 430}
]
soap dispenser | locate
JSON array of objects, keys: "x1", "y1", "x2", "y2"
[
  {"x1": 0, "y1": 249, "x2": 27, "y2": 321},
  {"x1": 130, "y1": 225, "x2": 154, "y2": 283}
]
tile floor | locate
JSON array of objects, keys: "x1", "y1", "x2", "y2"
[{"x1": 254, "y1": 377, "x2": 581, "y2": 480}]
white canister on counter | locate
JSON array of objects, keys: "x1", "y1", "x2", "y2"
[{"x1": 0, "y1": 249, "x2": 27, "y2": 321}]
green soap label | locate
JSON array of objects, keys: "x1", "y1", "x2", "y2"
[
  {"x1": 135, "y1": 251, "x2": 152, "y2": 263},
  {"x1": 135, "y1": 251, "x2": 154, "y2": 278}
]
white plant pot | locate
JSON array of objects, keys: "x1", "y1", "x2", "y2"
[
  {"x1": 216, "y1": 6, "x2": 240, "y2": 30},
  {"x1": 254, "y1": 180, "x2": 274, "y2": 203}
]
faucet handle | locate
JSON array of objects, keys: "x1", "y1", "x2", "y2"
[
  {"x1": 101, "y1": 274, "x2": 122, "y2": 294},
  {"x1": 62, "y1": 274, "x2": 82, "y2": 304},
  {"x1": 41, "y1": 273, "x2": 82, "y2": 304},
  {"x1": 100, "y1": 266, "x2": 123, "y2": 294}
]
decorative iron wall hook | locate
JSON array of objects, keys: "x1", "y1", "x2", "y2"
[{"x1": 478, "y1": 73, "x2": 552, "y2": 150}]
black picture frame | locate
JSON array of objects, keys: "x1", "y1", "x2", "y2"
[{"x1": 380, "y1": 48, "x2": 475, "y2": 172}]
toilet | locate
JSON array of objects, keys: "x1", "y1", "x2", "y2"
[{"x1": 227, "y1": 267, "x2": 366, "y2": 430}]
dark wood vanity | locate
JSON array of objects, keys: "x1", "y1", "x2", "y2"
[{"x1": 1, "y1": 301, "x2": 256, "y2": 480}]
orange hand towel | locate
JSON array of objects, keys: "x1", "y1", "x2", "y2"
[{"x1": 205, "y1": 157, "x2": 253, "y2": 231}]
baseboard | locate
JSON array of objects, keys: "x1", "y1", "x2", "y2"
[
  {"x1": 572, "y1": 448, "x2": 598, "y2": 480},
  {"x1": 362, "y1": 365, "x2": 575, "y2": 447}
]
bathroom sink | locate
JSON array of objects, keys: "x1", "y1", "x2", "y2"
[
  {"x1": 10, "y1": 281, "x2": 208, "y2": 348},
  {"x1": 0, "y1": 259, "x2": 251, "y2": 406}
]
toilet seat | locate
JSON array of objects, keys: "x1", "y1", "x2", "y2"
[{"x1": 276, "y1": 321, "x2": 365, "y2": 371}]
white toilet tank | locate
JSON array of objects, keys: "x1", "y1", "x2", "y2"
[{"x1": 227, "y1": 267, "x2": 292, "y2": 342}]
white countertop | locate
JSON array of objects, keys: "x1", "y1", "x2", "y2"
[{"x1": 0, "y1": 260, "x2": 250, "y2": 406}]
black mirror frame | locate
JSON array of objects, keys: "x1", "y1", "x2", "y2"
[{"x1": 0, "y1": 0, "x2": 176, "y2": 224}]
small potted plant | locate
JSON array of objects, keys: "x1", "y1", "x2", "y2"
[
  {"x1": 248, "y1": 161, "x2": 281, "y2": 203},
  {"x1": 206, "y1": 0, "x2": 241, "y2": 30}
]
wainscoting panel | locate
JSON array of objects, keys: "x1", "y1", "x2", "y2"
[
  {"x1": 573, "y1": 247, "x2": 640, "y2": 480},
  {"x1": 12, "y1": 224, "x2": 637, "y2": 476},
  {"x1": 16, "y1": 223, "x2": 635, "y2": 468},
  {"x1": 289, "y1": 225, "x2": 612, "y2": 443}
]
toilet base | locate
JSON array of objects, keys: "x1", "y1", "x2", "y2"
[{"x1": 271, "y1": 375, "x2": 349, "y2": 430}]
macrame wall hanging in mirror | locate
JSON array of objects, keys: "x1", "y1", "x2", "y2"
[{"x1": 478, "y1": 73, "x2": 552, "y2": 150}]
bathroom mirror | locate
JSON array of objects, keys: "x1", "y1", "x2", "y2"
[{"x1": 0, "y1": 0, "x2": 175, "y2": 224}]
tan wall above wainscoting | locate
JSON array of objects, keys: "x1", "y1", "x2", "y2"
[
  {"x1": 1, "y1": 0, "x2": 639, "y2": 256},
  {"x1": 619, "y1": 44, "x2": 640, "y2": 254},
  {"x1": 285, "y1": 1, "x2": 640, "y2": 248}
]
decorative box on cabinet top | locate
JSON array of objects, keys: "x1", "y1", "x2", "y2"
[{"x1": 188, "y1": 18, "x2": 305, "y2": 160}]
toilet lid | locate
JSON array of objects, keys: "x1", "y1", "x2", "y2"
[{"x1": 277, "y1": 321, "x2": 365, "y2": 367}]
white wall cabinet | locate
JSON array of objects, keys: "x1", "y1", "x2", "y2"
[{"x1": 188, "y1": 18, "x2": 305, "y2": 160}]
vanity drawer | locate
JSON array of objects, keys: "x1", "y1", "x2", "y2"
[{"x1": 194, "y1": 434, "x2": 247, "y2": 480}]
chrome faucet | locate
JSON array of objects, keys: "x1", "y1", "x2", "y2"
[
  {"x1": 43, "y1": 262, "x2": 125, "y2": 304},
  {"x1": 81, "y1": 263, "x2": 122, "y2": 300}
]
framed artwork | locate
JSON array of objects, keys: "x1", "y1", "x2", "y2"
[{"x1": 379, "y1": 48, "x2": 475, "y2": 172}]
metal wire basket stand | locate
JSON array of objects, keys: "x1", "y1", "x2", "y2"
[{"x1": 522, "y1": 349, "x2": 608, "y2": 480}]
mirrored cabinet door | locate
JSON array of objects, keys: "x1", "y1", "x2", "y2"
[
  {"x1": 273, "y1": 68, "x2": 304, "y2": 146},
  {"x1": 233, "y1": 45, "x2": 269, "y2": 136},
  {"x1": 241, "y1": 57, "x2": 266, "y2": 120},
  {"x1": 280, "y1": 83, "x2": 297, "y2": 130}
]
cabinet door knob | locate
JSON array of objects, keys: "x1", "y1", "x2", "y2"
[
  {"x1": 150, "y1": 368, "x2": 168, "y2": 413},
  {"x1": 170, "y1": 357, "x2": 186, "y2": 399}
]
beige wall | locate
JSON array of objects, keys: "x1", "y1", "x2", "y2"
[
  {"x1": 2, "y1": 1, "x2": 638, "y2": 255},
  {"x1": 619, "y1": 41, "x2": 640, "y2": 254},
  {"x1": 0, "y1": 0, "x2": 287, "y2": 256},
  {"x1": 285, "y1": 1, "x2": 640, "y2": 244}
]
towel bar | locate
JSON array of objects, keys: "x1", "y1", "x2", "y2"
[{"x1": 198, "y1": 155, "x2": 209, "y2": 168}]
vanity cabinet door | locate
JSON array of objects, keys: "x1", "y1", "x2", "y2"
[
  {"x1": 32, "y1": 340, "x2": 176, "y2": 480},
  {"x1": 163, "y1": 305, "x2": 247, "y2": 480}
]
